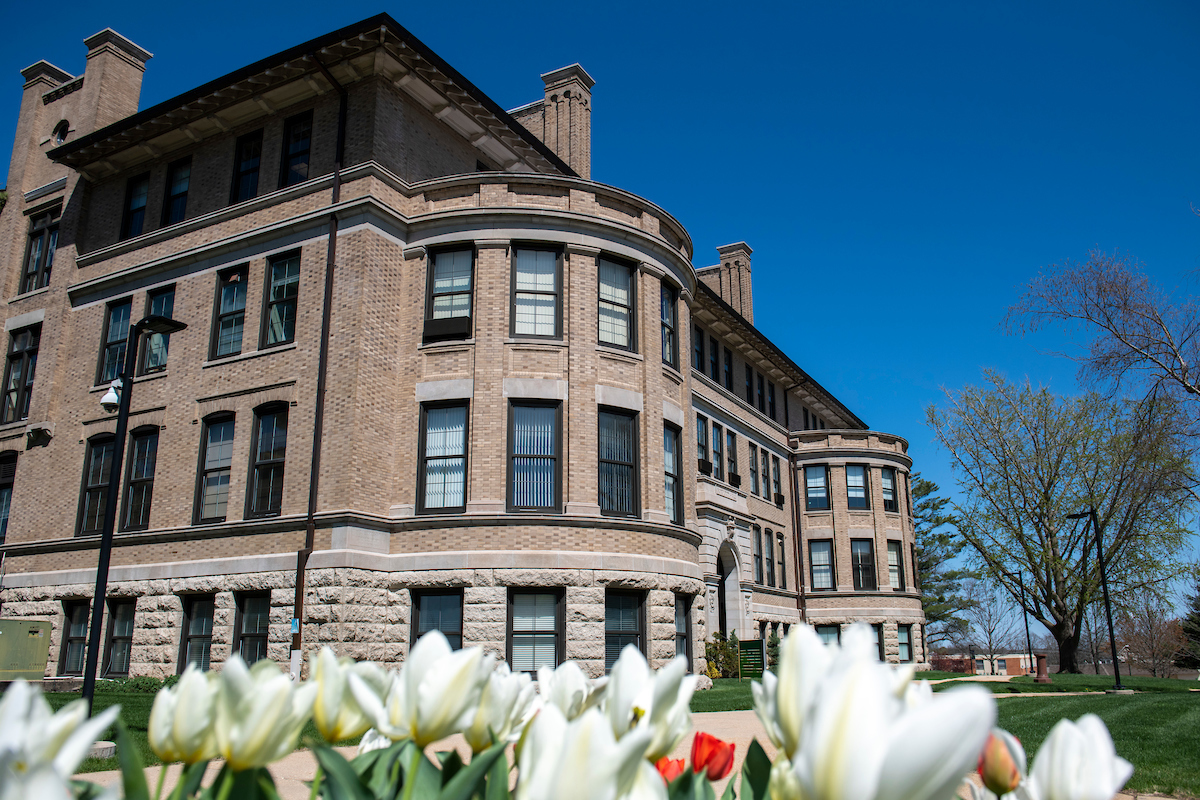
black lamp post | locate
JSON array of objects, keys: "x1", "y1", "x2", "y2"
[
  {"x1": 1004, "y1": 569, "x2": 1036, "y2": 676},
  {"x1": 1066, "y1": 508, "x2": 1125, "y2": 691},
  {"x1": 80, "y1": 315, "x2": 187, "y2": 715}
]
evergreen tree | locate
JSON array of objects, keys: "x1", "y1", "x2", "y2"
[
  {"x1": 912, "y1": 474, "x2": 975, "y2": 650},
  {"x1": 1178, "y1": 569, "x2": 1200, "y2": 669}
]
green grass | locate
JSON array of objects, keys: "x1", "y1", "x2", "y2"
[
  {"x1": 915, "y1": 670, "x2": 971, "y2": 680},
  {"x1": 934, "y1": 673, "x2": 1200, "y2": 694},
  {"x1": 43, "y1": 691, "x2": 361, "y2": 775},
  {"x1": 997, "y1": 693, "x2": 1200, "y2": 797},
  {"x1": 691, "y1": 678, "x2": 755, "y2": 712}
]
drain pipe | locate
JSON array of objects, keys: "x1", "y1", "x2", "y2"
[
  {"x1": 289, "y1": 56, "x2": 347, "y2": 680},
  {"x1": 789, "y1": 450, "x2": 807, "y2": 624}
]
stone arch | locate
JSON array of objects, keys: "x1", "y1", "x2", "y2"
[{"x1": 715, "y1": 541, "x2": 742, "y2": 637}]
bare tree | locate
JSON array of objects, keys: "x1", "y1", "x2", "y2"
[
  {"x1": 1006, "y1": 250, "x2": 1200, "y2": 403},
  {"x1": 961, "y1": 579, "x2": 1021, "y2": 667},
  {"x1": 1118, "y1": 592, "x2": 1185, "y2": 678},
  {"x1": 927, "y1": 371, "x2": 1197, "y2": 672}
]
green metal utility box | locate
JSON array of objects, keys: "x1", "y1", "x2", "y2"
[{"x1": 0, "y1": 619, "x2": 52, "y2": 681}]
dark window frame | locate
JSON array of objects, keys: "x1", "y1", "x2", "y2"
[
  {"x1": 246, "y1": 404, "x2": 287, "y2": 519},
  {"x1": 178, "y1": 594, "x2": 216, "y2": 673},
  {"x1": 20, "y1": 207, "x2": 59, "y2": 294},
  {"x1": 598, "y1": 407, "x2": 640, "y2": 517},
  {"x1": 0, "y1": 451, "x2": 15, "y2": 545},
  {"x1": 121, "y1": 426, "x2": 159, "y2": 532},
  {"x1": 510, "y1": 245, "x2": 563, "y2": 340},
  {"x1": 230, "y1": 129, "x2": 264, "y2": 204},
  {"x1": 674, "y1": 593, "x2": 693, "y2": 671},
  {"x1": 708, "y1": 335, "x2": 719, "y2": 381},
  {"x1": 597, "y1": 255, "x2": 637, "y2": 352},
  {"x1": 77, "y1": 433, "x2": 115, "y2": 536},
  {"x1": 851, "y1": 538, "x2": 878, "y2": 591},
  {"x1": 102, "y1": 598, "x2": 136, "y2": 677},
  {"x1": 756, "y1": 374, "x2": 766, "y2": 413},
  {"x1": 768, "y1": 382, "x2": 777, "y2": 420},
  {"x1": 278, "y1": 110, "x2": 314, "y2": 189},
  {"x1": 2, "y1": 325, "x2": 39, "y2": 424},
  {"x1": 232, "y1": 591, "x2": 271, "y2": 665},
  {"x1": 417, "y1": 401, "x2": 469, "y2": 515},
  {"x1": 749, "y1": 443, "x2": 759, "y2": 495},
  {"x1": 195, "y1": 413, "x2": 236, "y2": 524},
  {"x1": 424, "y1": 246, "x2": 475, "y2": 343},
  {"x1": 59, "y1": 600, "x2": 89, "y2": 675},
  {"x1": 507, "y1": 587, "x2": 565, "y2": 674},
  {"x1": 411, "y1": 588, "x2": 464, "y2": 649},
  {"x1": 760, "y1": 448, "x2": 771, "y2": 500},
  {"x1": 809, "y1": 539, "x2": 835, "y2": 590},
  {"x1": 765, "y1": 527, "x2": 776, "y2": 587},
  {"x1": 723, "y1": 347, "x2": 733, "y2": 391},
  {"x1": 604, "y1": 589, "x2": 647, "y2": 672},
  {"x1": 696, "y1": 414, "x2": 710, "y2": 474},
  {"x1": 745, "y1": 365, "x2": 754, "y2": 404},
  {"x1": 752, "y1": 525, "x2": 764, "y2": 584},
  {"x1": 711, "y1": 422, "x2": 723, "y2": 481},
  {"x1": 210, "y1": 265, "x2": 249, "y2": 359},
  {"x1": 815, "y1": 624, "x2": 841, "y2": 645},
  {"x1": 726, "y1": 430, "x2": 738, "y2": 483},
  {"x1": 139, "y1": 286, "x2": 176, "y2": 375},
  {"x1": 887, "y1": 540, "x2": 906, "y2": 591},
  {"x1": 96, "y1": 298, "x2": 132, "y2": 387},
  {"x1": 119, "y1": 172, "x2": 150, "y2": 241},
  {"x1": 161, "y1": 157, "x2": 192, "y2": 226},
  {"x1": 898, "y1": 624, "x2": 914, "y2": 662},
  {"x1": 261, "y1": 250, "x2": 301, "y2": 349},
  {"x1": 664, "y1": 423, "x2": 683, "y2": 525},
  {"x1": 693, "y1": 325, "x2": 705, "y2": 371},
  {"x1": 804, "y1": 465, "x2": 830, "y2": 511},
  {"x1": 660, "y1": 282, "x2": 678, "y2": 368},
  {"x1": 873, "y1": 624, "x2": 885, "y2": 661},
  {"x1": 772, "y1": 455, "x2": 783, "y2": 504},
  {"x1": 881, "y1": 467, "x2": 899, "y2": 512},
  {"x1": 777, "y1": 532, "x2": 787, "y2": 590},
  {"x1": 506, "y1": 400, "x2": 562, "y2": 513},
  {"x1": 846, "y1": 464, "x2": 871, "y2": 510}
]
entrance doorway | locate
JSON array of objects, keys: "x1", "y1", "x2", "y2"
[{"x1": 716, "y1": 544, "x2": 738, "y2": 637}]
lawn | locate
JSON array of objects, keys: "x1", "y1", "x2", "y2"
[
  {"x1": 935, "y1": 673, "x2": 1199, "y2": 694},
  {"x1": 691, "y1": 678, "x2": 754, "y2": 712}
]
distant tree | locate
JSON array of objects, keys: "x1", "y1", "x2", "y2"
[
  {"x1": 960, "y1": 579, "x2": 1021, "y2": 667},
  {"x1": 0, "y1": 190, "x2": 7, "y2": 215},
  {"x1": 1178, "y1": 570, "x2": 1200, "y2": 670},
  {"x1": 766, "y1": 629, "x2": 780, "y2": 670},
  {"x1": 911, "y1": 475, "x2": 975, "y2": 650},
  {"x1": 927, "y1": 371, "x2": 1197, "y2": 672},
  {"x1": 1118, "y1": 591, "x2": 1184, "y2": 678}
]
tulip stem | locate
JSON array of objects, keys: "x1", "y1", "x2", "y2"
[
  {"x1": 214, "y1": 769, "x2": 235, "y2": 800},
  {"x1": 153, "y1": 763, "x2": 168, "y2": 800},
  {"x1": 400, "y1": 745, "x2": 423, "y2": 800},
  {"x1": 308, "y1": 765, "x2": 323, "y2": 800}
]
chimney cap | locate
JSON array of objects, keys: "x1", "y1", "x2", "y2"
[
  {"x1": 541, "y1": 63, "x2": 595, "y2": 91},
  {"x1": 21, "y1": 60, "x2": 74, "y2": 86},
  {"x1": 716, "y1": 241, "x2": 753, "y2": 257},
  {"x1": 84, "y1": 29, "x2": 153, "y2": 63}
]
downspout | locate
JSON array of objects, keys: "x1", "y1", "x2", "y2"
[
  {"x1": 789, "y1": 448, "x2": 807, "y2": 623},
  {"x1": 289, "y1": 55, "x2": 347, "y2": 679}
]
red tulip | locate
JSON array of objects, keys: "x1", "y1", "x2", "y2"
[
  {"x1": 691, "y1": 731, "x2": 736, "y2": 781},
  {"x1": 656, "y1": 757, "x2": 686, "y2": 784}
]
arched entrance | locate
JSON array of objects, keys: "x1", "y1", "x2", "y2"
[{"x1": 716, "y1": 543, "x2": 739, "y2": 637}]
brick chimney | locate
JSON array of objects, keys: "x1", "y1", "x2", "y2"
[
  {"x1": 77, "y1": 29, "x2": 152, "y2": 136},
  {"x1": 509, "y1": 64, "x2": 594, "y2": 179},
  {"x1": 698, "y1": 242, "x2": 754, "y2": 323}
]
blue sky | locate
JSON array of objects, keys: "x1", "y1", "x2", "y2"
[{"x1": 2, "y1": 2, "x2": 1198, "y2": 596}]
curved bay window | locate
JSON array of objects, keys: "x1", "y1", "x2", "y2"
[
  {"x1": 598, "y1": 257, "x2": 635, "y2": 350},
  {"x1": 418, "y1": 403, "x2": 468, "y2": 514},
  {"x1": 249, "y1": 406, "x2": 287, "y2": 517},
  {"x1": 78, "y1": 434, "x2": 115, "y2": 535},
  {"x1": 508, "y1": 402, "x2": 559, "y2": 512},
  {"x1": 424, "y1": 249, "x2": 474, "y2": 342},
  {"x1": 512, "y1": 248, "x2": 560, "y2": 338},
  {"x1": 598, "y1": 409, "x2": 638, "y2": 516},
  {"x1": 122, "y1": 428, "x2": 159, "y2": 531}
]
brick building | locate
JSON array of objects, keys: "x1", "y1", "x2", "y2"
[{"x1": 0, "y1": 15, "x2": 925, "y2": 680}]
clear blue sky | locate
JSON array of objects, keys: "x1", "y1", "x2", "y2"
[{"x1": 2, "y1": 2, "x2": 1198, "y2": 591}]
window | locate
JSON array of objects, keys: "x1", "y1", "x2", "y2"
[
  {"x1": 141, "y1": 287, "x2": 176, "y2": 374},
  {"x1": 752, "y1": 526, "x2": 764, "y2": 583},
  {"x1": 279, "y1": 111, "x2": 313, "y2": 188},
  {"x1": 230, "y1": 130, "x2": 263, "y2": 204},
  {"x1": 180, "y1": 596, "x2": 215, "y2": 672},
  {"x1": 888, "y1": 541, "x2": 905, "y2": 590},
  {"x1": 905, "y1": 474, "x2": 914, "y2": 517},
  {"x1": 777, "y1": 532, "x2": 787, "y2": 590},
  {"x1": 693, "y1": 325, "x2": 704, "y2": 371},
  {"x1": 674, "y1": 594, "x2": 692, "y2": 669},
  {"x1": 249, "y1": 406, "x2": 287, "y2": 517},
  {"x1": 122, "y1": 428, "x2": 158, "y2": 531},
  {"x1": 162, "y1": 158, "x2": 191, "y2": 226},
  {"x1": 764, "y1": 528, "x2": 776, "y2": 587},
  {"x1": 911, "y1": 543, "x2": 920, "y2": 590},
  {"x1": 804, "y1": 465, "x2": 829, "y2": 511},
  {"x1": 756, "y1": 374, "x2": 766, "y2": 413},
  {"x1": 749, "y1": 444, "x2": 759, "y2": 495},
  {"x1": 60, "y1": 602, "x2": 89, "y2": 675},
  {"x1": 197, "y1": 415, "x2": 235, "y2": 522},
  {"x1": 726, "y1": 431, "x2": 737, "y2": 482},
  {"x1": 851, "y1": 539, "x2": 877, "y2": 591},
  {"x1": 425, "y1": 249, "x2": 473, "y2": 342},
  {"x1": 696, "y1": 415, "x2": 709, "y2": 468},
  {"x1": 598, "y1": 257, "x2": 635, "y2": 350},
  {"x1": 768, "y1": 383, "x2": 777, "y2": 420},
  {"x1": 233, "y1": 592, "x2": 270, "y2": 664},
  {"x1": 509, "y1": 403, "x2": 559, "y2": 511},
  {"x1": 599, "y1": 409, "x2": 638, "y2": 516},
  {"x1": 78, "y1": 435, "x2": 114, "y2": 535},
  {"x1": 509, "y1": 590, "x2": 562, "y2": 673},
  {"x1": 771, "y1": 456, "x2": 782, "y2": 503},
  {"x1": 846, "y1": 465, "x2": 869, "y2": 509},
  {"x1": 2, "y1": 326, "x2": 39, "y2": 423},
  {"x1": 711, "y1": 423, "x2": 723, "y2": 481},
  {"x1": 872, "y1": 624, "x2": 885, "y2": 661},
  {"x1": 745, "y1": 365, "x2": 754, "y2": 404},
  {"x1": 419, "y1": 403, "x2": 468, "y2": 514},
  {"x1": 0, "y1": 453, "x2": 14, "y2": 545},
  {"x1": 664, "y1": 425, "x2": 682, "y2": 524},
  {"x1": 98, "y1": 299, "x2": 132, "y2": 385},
  {"x1": 760, "y1": 449, "x2": 771, "y2": 499},
  {"x1": 708, "y1": 335, "x2": 719, "y2": 381},
  {"x1": 723, "y1": 348, "x2": 733, "y2": 390},
  {"x1": 882, "y1": 468, "x2": 898, "y2": 512},
  {"x1": 263, "y1": 252, "x2": 300, "y2": 347},
  {"x1": 605, "y1": 591, "x2": 645, "y2": 671},
  {"x1": 53, "y1": 120, "x2": 69, "y2": 144},
  {"x1": 512, "y1": 248, "x2": 560, "y2": 338},
  {"x1": 660, "y1": 282, "x2": 678, "y2": 367},
  {"x1": 898, "y1": 625, "x2": 913, "y2": 662},
  {"x1": 103, "y1": 600, "x2": 135, "y2": 676},
  {"x1": 412, "y1": 590, "x2": 463, "y2": 649},
  {"x1": 212, "y1": 266, "x2": 248, "y2": 358},
  {"x1": 815, "y1": 625, "x2": 840, "y2": 646},
  {"x1": 21, "y1": 209, "x2": 58, "y2": 293},
  {"x1": 809, "y1": 540, "x2": 834, "y2": 590},
  {"x1": 120, "y1": 173, "x2": 150, "y2": 240}
]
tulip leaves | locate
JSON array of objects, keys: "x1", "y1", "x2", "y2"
[
  {"x1": 738, "y1": 740, "x2": 771, "y2": 800},
  {"x1": 311, "y1": 739, "x2": 509, "y2": 800},
  {"x1": 114, "y1": 718, "x2": 152, "y2": 800}
]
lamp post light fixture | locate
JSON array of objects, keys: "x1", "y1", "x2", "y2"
[
  {"x1": 1003, "y1": 569, "x2": 1036, "y2": 676},
  {"x1": 80, "y1": 314, "x2": 187, "y2": 715},
  {"x1": 1066, "y1": 507, "x2": 1125, "y2": 691}
]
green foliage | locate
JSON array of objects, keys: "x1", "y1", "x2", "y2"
[
  {"x1": 910, "y1": 474, "x2": 976, "y2": 650},
  {"x1": 690, "y1": 678, "x2": 754, "y2": 712},
  {"x1": 1177, "y1": 569, "x2": 1200, "y2": 669},
  {"x1": 100, "y1": 675, "x2": 169, "y2": 694},
  {"x1": 705, "y1": 632, "x2": 741, "y2": 678},
  {"x1": 765, "y1": 630, "x2": 780, "y2": 670}
]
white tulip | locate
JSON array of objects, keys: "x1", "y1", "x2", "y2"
[
  {"x1": 0, "y1": 680, "x2": 119, "y2": 800},
  {"x1": 214, "y1": 654, "x2": 317, "y2": 771},
  {"x1": 538, "y1": 659, "x2": 606, "y2": 720},
  {"x1": 1022, "y1": 715, "x2": 1132, "y2": 800},
  {"x1": 752, "y1": 622, "x2": 832, "y2": 759},
  {"x1": 464, "y1": 662, "x2": 539, "y2": 753},
  {"x1": 515, "y1": 705, "x2": 654, "y2": 800},
  {"x1": 357, "y1": 728, "x2": 392, "y2": 757},
  {"x1": 349, "y1": 629, "x2": 492, "y2": 747},
  {"x1": 603, "y1": 647, "x2": 696, "y2": 762},
  {"x1": 148, "y1": 665, "x2": 219, "y2": 764},
  {"x1": 310, "y1": 647, "x2": 389, "y2": 743}
]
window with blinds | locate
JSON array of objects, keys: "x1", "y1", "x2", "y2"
[
  {"x1": 60, "y1": 602, "x2": 89, "y2": 675},
  {"x1": 598, "y1": 258, "x2": 635, "y2": 349},
  {"x1": 429, "y1": 250, "x2": 473, "y2": 320},
  {"x1": 887, "y1": 541, "x2": 904, "y2": 590},
  {"x1": 809, "y1": 540, "x2": 834, "y2": 590},
  {"x1": 815, "y1": 625, "x2": 840, "y2": 646},
  {"x1": 234, "y1": 593, "x2": 270, "y2": 664},
  {"x1": 181, "y1": 596, "x2": 215, "y2": 672},
  {"x1": 898, "y1": 625, "x2": 913, "y2": 662},
  {"x1": 413, "y1": 591, "x2": 463, "y2": 650},
  {"x1": 851, "y1": 539, "x2": 877, "y2": 591},
  {"x1": 513, "y1": 249, "x2": 559, "y2": 337},
  {"x1": 846, "y1": 465, "x2": 869, "y2": 509},
  {"x1": 605, "y1": 591, "x2": 644, "y2": 671},
  {"x1": 804, "y1": 465, "x2": 829, "y2": 511},
  {"x1": 510, "y1": 591, "x2": 560, "y2": 673},
  {"x1": 420, "y1": 404, "x2": 468, "y2": 513},
  {"x1": 881, "y1": 468, "x2": 898, "y2": 512},
  {"x1": 664, "y1": 425, "x2": 682, "y2": 524},
  {"x1": 509, "y1": 403, "x2": 558, "y2": 511},
  {"x1": 674, "y1": 594, "x2": 691, "y2": 669},
  {"x1": 104, "y1": 600, "x2": 135, "y2": 676},
  {"x1": 598, "y1": 410, "x2": 638, "y2": 515}
]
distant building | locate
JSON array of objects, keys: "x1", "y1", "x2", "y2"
[{"x1": 0, "y1": 15, "x2": 925, "y2": 679}]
